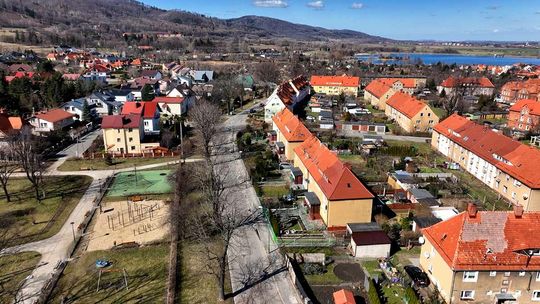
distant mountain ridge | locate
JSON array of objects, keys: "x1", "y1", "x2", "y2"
[{"x1": 0, "y1": 0, "x2": 390, "y2": 48}]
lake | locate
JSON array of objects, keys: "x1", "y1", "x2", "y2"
[{"x1": 356, "y1": 53, "x2": 540, "y2": 66}]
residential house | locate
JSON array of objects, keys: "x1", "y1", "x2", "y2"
[
  {"x1": 272, "y1": 108, "x2": 312, "y2": 161},
  {"x1": 264, "y1": 76, "x2": 310, "y2": 122},
  {"x1": 501, "y1": 79, "x2": 540, "y2": 105},
  {"x1": 437, "y1": 76, "x2": 495, "y2": 96},
  {"x1": 363, "y1": 79, "x2": 396, "y2": 110},
  {"x1": 61, "y1": 98, "x2": 97, "y2": 121},
  {"x1": 385, "y1": 92, "x2": 439, "y2": 133},
  {"x1": 420, "y1": 204, "x2": 540, "y2": 304},
  {"x1": 412, "y1": 206, "x2": 458, "y2": 233},
  {"x1": 191, "y1": 70, "x2": 214, "y2": 83},
  {"x1": 508, "y1": 99, "x2": 540, "y2": 133},
  {"x1": 124, "y1": 77, "x2": 159, "y2": 101},
  {"x1": 30, "y1": 109, "x2": 75, "y2": 133},
  {"x1": 153, "y1": 96, "x2": 194, "y2": 117},
  {"x1": 310, "y1": 75, "x2": 360, "y2": 97},
  {"x1": 87, "y1": 92, "x2": 123, "y2": 116},
  {"x1": 293, "y1": 135, "x2": 374, "y2": 228},
  {"x1": 81, "y1": 64, "x2": 108, "y2": 84},
  {"x1": 121, "y1": 102, "x2": 161, "y2": 135},
  {"x1": 406, "y1": 188, "x2": 439, "y2": 206},
  {"x1": 432, "y1": 114, "x2": 540, "y2": 211},
  {"x1": 109, "y1": 89, "x2": 135, "y2": 103},
  {"x1": 62, "y1": 74, "x2": 81, "y2": 82},
  {"x1": 0, "y1": 113, "x2": 22, "y2": 140},
  {"x1": 140, "y1": 70, "x2": 162, "y2": 80},
  {"x1": 101, "y1": 114, "x2": 145, "y2": 154}
]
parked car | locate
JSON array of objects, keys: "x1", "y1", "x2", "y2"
[
  {"x1": 279, "y1": 162, "x2": 292, "y2": 170},
  {"x1": 348, "y1": 108, "x2": 371, "y2": 115},
  {"x1": 249, "y1": 108, "x2": 256, "y2": 113},
  {"x1": 404, "y1": 265, "x2": 430, "y2": 287}
]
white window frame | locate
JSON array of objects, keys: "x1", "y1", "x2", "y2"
[
  {"x1": 460, "y1": 290, "x2": 475, "y2": 300},
  {"x1": 463, "y1": 271, "x2": 479, "y2": 282},
  {"x1": 532, "y1": 290, "x2": 540, "y2": 301},
  {"x1": 489, "y1": 271, "x2": 497, "y2": 277},
  {"x1": 519, "y1": 271, "x2": 526, "y2": 277},
  {"x1": 536, "y1": 272, "x2": 540, "y2": 281}
]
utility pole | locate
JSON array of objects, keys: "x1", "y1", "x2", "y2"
[{"x1": 179, "y1": 116, "x2": 184, "y2": 164}]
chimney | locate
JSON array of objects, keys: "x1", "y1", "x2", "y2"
[
  {"x1": 467, "y1": 203, "x2": 477, "y2": 218},
  {"x1": 513, "y1": 204, "x2": 524, "y2": 218}
]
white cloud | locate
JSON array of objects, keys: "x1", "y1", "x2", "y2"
[
  {"x1": 253, "y1": 0, "x2": 288, "y2": 8},
  {"x1": 493, "y1": 29, "x2": 500, "y2": 33},
  {"x1": 351, "y1": 2, "x2": 364, "y2": 9},
  {"x1": 307, "y1": 0, "x2": 324, "y2": 9}
]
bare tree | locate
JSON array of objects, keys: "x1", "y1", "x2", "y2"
[
  {"x1": 189, "y1": 99, "x2": 222, "y2": 160},
  {"x1": 254, "y1": 62, "x2": 281, "y2": 97},
  {"x1": 10, "y1": 127, "x2": 46, "y2": 201},
  {"x1": 0, "y1": 147, "x2": 16, "y2": 202},
  {"x1": 211, "y1": 74, "x2": 244, "y2": 113}
]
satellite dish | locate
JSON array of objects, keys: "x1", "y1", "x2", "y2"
[{"x1": 418, "y1": 236, "x2": 425, "y2": 244}]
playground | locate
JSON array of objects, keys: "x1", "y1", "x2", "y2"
[
  {"x1": 86, "y1": 199, "x2": 170, "y2": 251},
  {"x1": 106, "y1": 169, "x2": 172, "y2": 197}
]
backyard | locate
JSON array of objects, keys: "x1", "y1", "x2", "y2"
[
  {"x1": 0, "y1": 251, "x2": 42, "y2": 304},
  {"x1": 50, "y1": 245, "x2": 169, "y2": 303},
  {"x1": 0, "y1": 175, "x2": 93, "y2": 245}
]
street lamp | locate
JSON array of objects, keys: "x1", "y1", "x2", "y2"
[{"x1": 70, "y1": 221, "x2": 76, "y2": 241}]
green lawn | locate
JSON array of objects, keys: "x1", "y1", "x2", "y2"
[
  {"x1": 0, "y1": 252, "x2": 41, "y2": 304},
  {"x1": 304, "y1": 263, "x2": 343, "y2": 285},
  {"x1": 430, "y1": 106, "x2": 446, "y2": 119},
  {"x1": 179, "y1": 242, "x2": 233, "y2": 304},
  {"x1": 382, "y1": 284, "x2": 407, "y2": 304},
  {"x1": 57, "y1": 157, "x2": 178, "y2": 171},
  {"x1": 454, "y1": 170, "x2": 511, "y2": 211},
  {"x1": 0, "y1": 176, "x2": 93, "y2": 245},
  {"x1": 339, "y1": 154, "x2": 366, "y2": 166},
  {"x1": 261, "y1": 185, "x2": 289, "y2": 198},
  {"x1": 50, "y1": 245, "x2": 169, "y2": 303},
  {"x1": 362, "y1": 260, "x2": 383, "y2": 279}
]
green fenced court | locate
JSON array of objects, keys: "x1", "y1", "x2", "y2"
[{"x1": 106, "y1": 170, "x2": 172, "y2": 197}]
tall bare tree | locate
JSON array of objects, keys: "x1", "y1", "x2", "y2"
[
  {"x1": 10, "y1": 127, "x2": 45, "y2": 201},
  {"x1": 254, "y1": 62, "x2": 281, "y2": 97},
  {"x1": 189, "y1": 99, "x2": 222, "y2": 160},
  {"x1": 211, "y1": 74, "x2": 244, "y2": 113},
  {"x1": 0, "y1": 147, "x2": 16, "y2": 202}
]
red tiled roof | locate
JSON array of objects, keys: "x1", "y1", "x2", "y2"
[
  {"x1": 385, "y1": 78, "x2": 417, "y2": 88},
  {"x1": 386, "y1": 91, "x2": 428, "y2": 119},
  {"x1": 364, "y1": 79, "x2": 393, "y2": 98},
  {"x1": 440, "y1": 76, "x2": 494, "y2": 88},
  {"x1": 121, "y1": 102, "x2": 159, "y2": 119},
  {"x1": 153, "y1": 96, "x2": 184, "y2": 104},
  {"x1": 310, "y1": 75, "x2": 360, "y2": 87},
  {"x1": 272, "y1": 108, "x2": 311, "y2": 142},
  {"x1": 0, "y1": 114, "x2": 22, "y2": 134},
  {"x1": 276, "y1": 76, "x2": 309, "y2": 105},
  {"x1": 509, "y1": 99, "x2": 540, "y2": 116},
  {"x1": 351, "y1": 231, "x2": 391, "y2": 246},
  {"x1": 101, "y1": 114, "x2": 141, "y2": 129},
  {"x1": 142, "y1": 102, "x2": 159, "y2": 119},
  {"x1": 434, "y1": 114, "x2": 540, "y2": 188},
  {"x1": 422, "y1": 210, "x2": 540, "y2": 271},
  {"x1": 294, "y1": 136, "x2": 374, "y2": 201},
  {"x1": 35, "y1": 109, "x2": 75, "y2": 123},
  {"x1": 333, "y1": 289, "x2": 356, "y2": 304}
]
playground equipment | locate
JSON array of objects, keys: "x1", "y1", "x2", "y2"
[
  {"x1": 96, "y1": 267, "x2": 129, "y2": 292},
  {"x1": 105, "y1": 201, "x2": 161, "y2": 231}
]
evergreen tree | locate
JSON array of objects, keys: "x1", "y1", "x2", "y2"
[
  {"x1": 82, "y1": 99, "x2": 91, "y2": 122},
  {"x1": 141, "y1": 84, "x2": 155, "y2": 101}
]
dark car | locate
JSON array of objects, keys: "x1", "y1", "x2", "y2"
[{"x1": 404, "y1": 265, "x2": 430, "y2": 287}]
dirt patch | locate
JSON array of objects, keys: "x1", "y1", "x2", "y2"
[{"x1": 333, "y1": 263, "x2": 365, "y2": 282}]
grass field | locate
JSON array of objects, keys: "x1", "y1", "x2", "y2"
[
  {"x1": 58, "y1": 157, "x2": 178, "y2": 171},
  {"x1": 0, "y1": 176, "x2": 92, "y2": 245},
  {"x1": 261, "y1": 184, "x2": 289, "y2": 198},
  {"x1": 304, "y1": 263, "x2": 343, "y2": 285},
  {"x1": 0, "y1": 252, "x2": 41, "y2": 304},
  {"x1": 50, "y1": 245, "x2": 169, "y2": 303},
  {"x1": 107, "y1": 170, "x2": 172, "y2": 197}
]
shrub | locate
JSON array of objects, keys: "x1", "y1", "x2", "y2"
[{"x1": 368, "y1": 279, "x2": 382, "y2": 304}]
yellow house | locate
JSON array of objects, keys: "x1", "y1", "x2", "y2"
[
  {"x1": 310, "y1": 75, "x2": 360, "y2": 97},
  {"x1": 293, "y1": 135, "x2": 374, "y2": 228},
  {"x1": 420, "y1": 204, "x2": 540, "y2": 303},
  {"x1": 272, "y1": 108, "x2": 312, "y2": 161},
  {"x1": 102, "y1": 114, "x2": 146, "y2": 154},
  {"x1": 364, "y1": 79, "x2": 396, "y2": 110},
  {"x1": 385, "y1": 91, "x2": 439, "y2": 133},
  {"x1": 432, "y1": 114, "x2": 540, "y2": 211}
]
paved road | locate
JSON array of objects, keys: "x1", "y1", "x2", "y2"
[
  {"x1": 214, "y1": 112, "x2": 300, "y2": 304},
  {"x1": 1, "y1": 130, "x2": 201, "y2": 304}
]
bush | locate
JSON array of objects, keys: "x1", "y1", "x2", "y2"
[
  {"x1": 368, "y1": 279, "x2": 382, "y2": 304},
  {"x1": 405, "y1": 287, "x2": 420, "y2": 304},
  {"x1": 302, "y1": 263, "x2": 326, "y2": 275}
]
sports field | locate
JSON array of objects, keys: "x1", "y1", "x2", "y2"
[{"x1": 107, "y1": 170, "x2": 172, "y2": 197}]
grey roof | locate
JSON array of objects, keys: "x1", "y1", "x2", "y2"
[
  {"x1": 290, "y1": 167, "x2": 303, "y2": 177},
  {"x1": 409, "y1": 188, "x2": 435, "y2": 200},
  {"x1": 276, "y1": 141, "x2": 285, "y2": 148},
  {"x1": 62, "y1": 98, "x2": 95, "y2": 111},
  {"x1": 347, "y1": 222, "x2": 383, "y2": 233},
  {"x1": 417, "y1": 198, "x2": 440, "y2": 207},
  {"x1": 304, "y1": 192, "x2": 320, "y2": 206},
  {"x1": 193, "y1": 70, "x2": 214, "y2": 82},
  {"x1": 413, "y1": 216, "x2": 442, "y2": 229},
  {"x1": 392, "y1": 170, "x2": 417, "y2": 185}
]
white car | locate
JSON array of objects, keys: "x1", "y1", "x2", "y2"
[{"x1": 347, "y1": 108, "x2": 371, "y2": 115}]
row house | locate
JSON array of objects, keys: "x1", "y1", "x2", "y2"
[
  {"x1": 293, "y1": 135, "x2": 374, "y2": 228},
  {"x1": 432, "y1": 114, "x2": 540, "y2": 211},
  {"x1": 385, "y1": 92, "x2": 439, "y2": 133},
  {"x1": 508, "y1": 99, "x2": 540, "y2": 133},
  {"x1": 420, "y1": 204, "x2": 540, "y2": 304},
  {"x1": 501, "y1": 79, "x2": 540, "y2": 105},
  {"x1": 310, "y1": 75, "x2": 360, "y2": 97},
  {"x1": 264, "y1": 76, "x2": 310, "y2": 122},
  {"x1": 437, "y1": 76, "x2": 495, "y2": 96},
  {"x1": 363, "y1": 79, "x2": 396, "y2": 111},
  {"x1": 272, "y1": 108, "x2": 312, "y2": 161}
]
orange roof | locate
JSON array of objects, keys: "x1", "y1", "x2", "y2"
[
  {"x1": 440, "y1": 76, "x2": 494, "y2": 88},
  {"x1": 333, "y1": 289, "x2": 356, "y2": 304},
  {"x1": 35, "y1": 109, "x2": 75, "y2": 123},
  {"x1": 386, "y1": 91, "x2": 428, "y2": 119},
  {"x1": 385, "y1": 78, "x2": 417, "y2": 88},
  {"x1": 153, "y1": 96, "x2": 184, "y2": 104},
  {"x1": 272, "y1": 108, "x2": 311, "y2": 142},
  {"x1": 0, "y1": 114, "x2": 22, "y2": 134},
  {"x1": 276, "y1": 76, "x2": 309, "y2": 105},
  {"x1": 294, "y1": 136, "x2": 373, "y2": 201},
  {"x1": 364, "y1": 79, "x2": 393, "y2": 98},
  {"x1": 509, "y1": 99, "x2": 540, "y2": 115},
  {"x1": 310, "y1": 75, "x2": 360, "y2": 87},
  {"x1": 132, "y1": 58, "x2": 142, "y2": 65},
  {"x1": 121, "y1": 102, "x2": 160, "y2": 119},
  {"x1": 422, "y1": 210, "x2": 540, "y2": 271},
  {"x1": 434, "y1": 114, "x2": 540, "y2": 189},
  {"x1": 8, "y1": 117, "x2": 22, "y2": 129}
]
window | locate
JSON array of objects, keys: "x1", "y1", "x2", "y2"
[
  {"x1": 504, "y1": 272, "x2": 511, "y2": 277},
  {"x1": 129, "y1": 137, "x2": 133, "y2": 142},
  {"x1": 512, "y1": 192, "x2": 516, "y2": 199},
  {"x1": 116, "y1": 138, "x2": 120, "y2": 142},
  {"x1": 144, "y1": 121, "x2": 149, "y2": 126},
  {"x1": 503, "y1": 186, "x2": 508, "y2": 193},
  {"x1": 460, "y1": 290, "x2": 475, "y2": 300},
  {"x1": 489, "y1": 271, "x2": 497, "y2": 277},
  {"x1": 519, "y1": 271, "x2": 526, "y2": 277},
  {"x1": 128, "y1": 128, "x2": 133, "y2": 132},
  {"x1": 420, "y1": 113, "x2": 424, "y2": 117},
  {"x1": 131, "y1": 146, "x2": 135, "y2": 150},
  {"x1": 536, "y1": 272, "x2": 540, "y2": 281},
  {"x1": 533, "y1": 290, "x2": 540, "y2": 301},
  {"x1": 463, "y1": 271, "x2": 478, "y2": 282}
]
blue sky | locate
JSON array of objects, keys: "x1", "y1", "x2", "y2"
[{"x1": 141, "y1": 0, "x2": 540, "y2": 41}]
